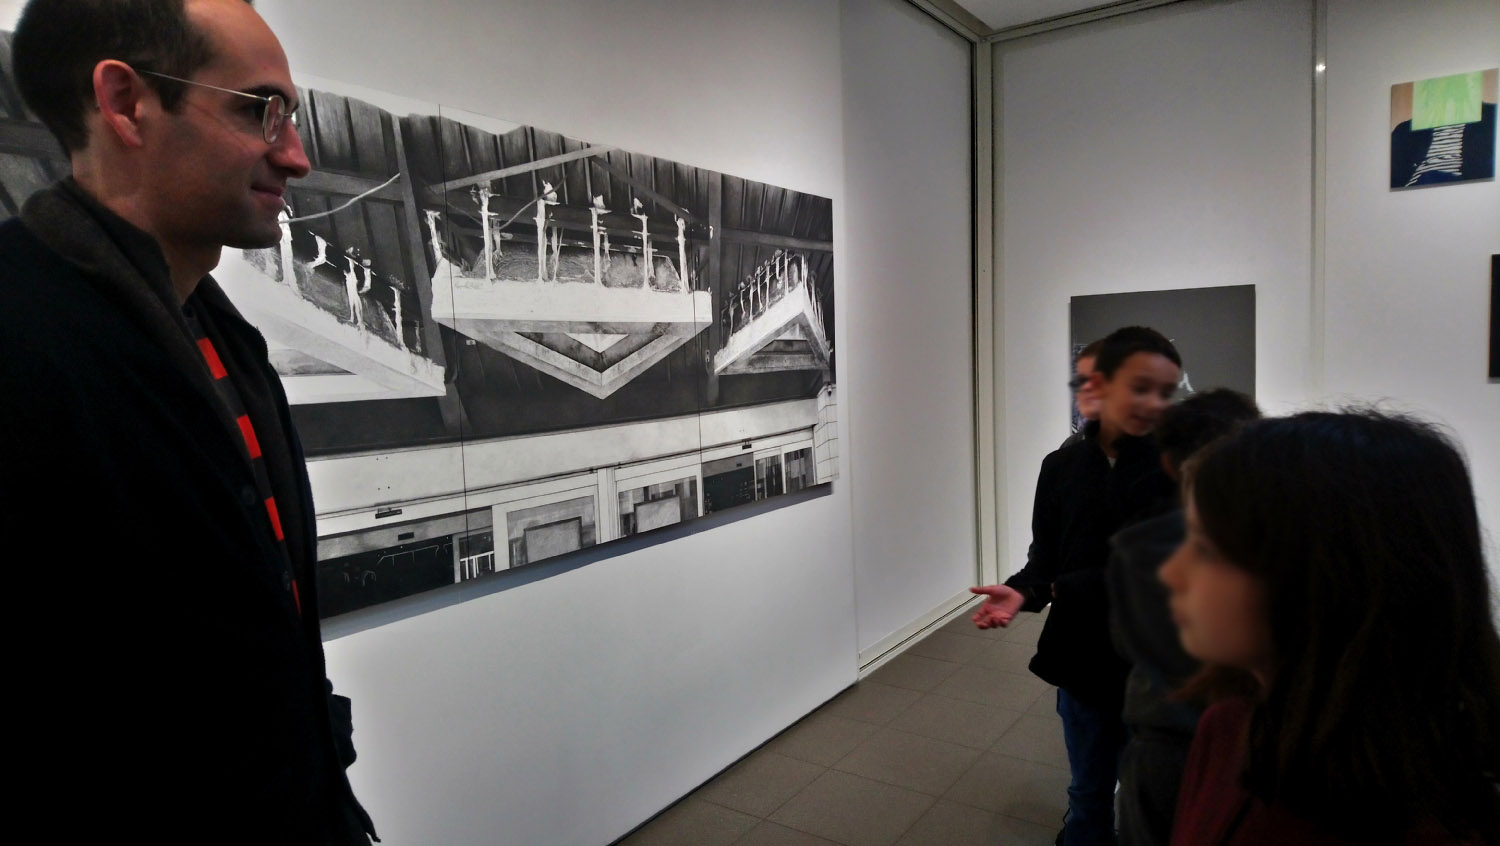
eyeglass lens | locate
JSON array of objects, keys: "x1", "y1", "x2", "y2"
[{"x1": 262, "y1": 95, "x2": 286, "y2": 144}]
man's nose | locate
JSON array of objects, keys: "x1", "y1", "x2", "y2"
[{"x1": 272, "y1": 122, "x2": 312, "y2": 178}]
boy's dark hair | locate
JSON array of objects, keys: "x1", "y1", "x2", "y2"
[
  {"x1": 1074, "y1": 339, "x2": 1103, "y2": 363},
  {"x1": 11, "y1": 0, "x2": 248, "y2": 152},
  {"x1": 1155, "y1": 388, "x2": 1259, "y2": 470},
  {"x1": 1093, "y1": 326, "x2": 1181, "y2": 379},
  {"x1": 1186, "y1": 410, "x2": 1500, "y2": 841}
]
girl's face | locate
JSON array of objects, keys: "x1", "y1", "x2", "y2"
[{"x1": 1159, "y1": 500, "x2": 1272, "y2": 675}]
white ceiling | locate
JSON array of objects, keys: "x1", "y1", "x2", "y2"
[{"x1": 955, "y1": 0, "x2": 1112, "y2": 31}]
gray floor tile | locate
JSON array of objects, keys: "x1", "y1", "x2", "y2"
[
  {"x1": 931, "y1": 666, "x2": 1052, "y2": 712},
  {"x1": 769, "y1": 770, "x2": 936, "y2": 846},
  {"x1": 973, "y1": 640, "x2": 1037, "y2": 675},
  {"x1": 624, "y1": 607, "x2": 1078, "y2": 846},
  {"x1": 820, "y1": 681, "x2": 922, "y2": 725},
  {"x1": 889, "y1": 693, "x2": 1024, "y2": 750},
  {"x1": 1026, "y1": 689, "x2": 1061, "y2": 718},
  {"x1": 733, "y1": 821, "x2": 842, "y2": 846},
  {"x1": 699, "y1": 751, "x2": 826, "y2": 817},
  {"x1": 895, "y1": 800, "x2": 1059, "y2": 846},
  {"x1": 769, "y1": 712, "x2": 881, "y2": 767},
  {"x1": 622, "y1": 797, "x2": 760, "y2": 846},
  {"x1": 832, "y1": 727, "x2": 982, "y2": 796},
  {"x1": 943, "y1": 752, "x2": 1070, "y2": 827},
  {"x1": 991, "y1": 714, "x2": 1071, "y2": 770},
  {"x1": 867, "y1": 653, "x2": 964, "y2": 692},
  {"x1": 904, "y1": 631, "x2": 992, "y2": 664}
]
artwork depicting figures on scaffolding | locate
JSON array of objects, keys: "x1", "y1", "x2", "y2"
[{"x1": 0, "y1": 42, "x2": 838, "y2": 619}]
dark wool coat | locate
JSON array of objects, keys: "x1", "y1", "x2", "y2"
[
  {"x1": 0, "y1": 182, "x2": 374, "y2": 844},
  {"x1": 1004, "y1": 422, "x2": 1173, "y2": 712}
]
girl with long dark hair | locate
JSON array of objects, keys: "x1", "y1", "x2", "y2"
[{"x1": 1160, "y1": 410, "x2": 1500, "y2": 844}]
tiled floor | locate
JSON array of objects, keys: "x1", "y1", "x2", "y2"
[{"x1": 620, "y1": 608, "x2": 1067, "y2": 846}]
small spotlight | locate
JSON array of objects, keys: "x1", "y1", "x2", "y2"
[{"x1": 1315, "y1": 63, "x2": 1326, "y2": 73}]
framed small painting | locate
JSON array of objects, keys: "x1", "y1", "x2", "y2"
[{"x1": 1391, "y1": 69, "x2": 1497, "y2": 189}]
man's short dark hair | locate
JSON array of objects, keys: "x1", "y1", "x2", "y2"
[
  {"x1": 1155, "y1": 388, "x2": 1260, "y2": 470},
  {"x1": 12, "y1": 0, "x2": 249, "y2": 152},
  {"x1": 1075, "y1": 339, "x2": 1104, "y2": 364},
  {"x1": 1093, "y1": 325, "x2": 1181, "y2": 379}
]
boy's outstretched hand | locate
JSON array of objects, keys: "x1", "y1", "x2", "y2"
[{"x1": 970, "y1": 584, "x2": 1024, "y2": 628}]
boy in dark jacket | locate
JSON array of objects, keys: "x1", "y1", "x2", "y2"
[
  {"x1": 972, "y1": 326, "x2": 1182, "y2": 846},
  {"x1": 1108, "y1": 388, "x2": 1259, "y2": 846}
]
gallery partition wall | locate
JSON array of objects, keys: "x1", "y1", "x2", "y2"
[
  {"x1": 843, "y1": 0, "x2": 993, "y2": 669},
  {"x1": 991, "y1": 0, "x2": 1316, "y2": 573},
  {"x1": 987, "y1": 0, "x2": 1499, "y2": 583}
]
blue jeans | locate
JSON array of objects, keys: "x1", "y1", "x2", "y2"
[{"x1": 1056, "y1": 688, "x2": 1128, "y2": 846}]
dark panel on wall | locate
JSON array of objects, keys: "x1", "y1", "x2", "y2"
[{"x1": 1071, "y1": 285, "x2": 1257, "y2": 399}]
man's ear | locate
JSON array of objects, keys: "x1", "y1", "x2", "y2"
[
  {"x1": 1087, "y1": 370, "x2": 1108, "y2": 395},
  {"x1": 92, "y1": 60, "x2": 149, "y2": 148}
]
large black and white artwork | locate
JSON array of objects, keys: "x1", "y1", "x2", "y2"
[{"x1": 0, "y1": 42, "x2": 838, "y2": 619}]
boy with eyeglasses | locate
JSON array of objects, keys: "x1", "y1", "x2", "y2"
[{"x1": 972, "y1": 326, "x2": 1182, "y2": 846}]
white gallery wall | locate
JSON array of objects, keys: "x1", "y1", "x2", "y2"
[
  {"x1": 841, "y1": 0, "x2": 978, "y2": 660},
  {"x1": 993, "y1": 0, "x2": 1499, "y2": 576},
  {"x1": 994, "y1": 0, "x2": 1317, "y2": 575},
  {"x1": 1322, "y1": 0, "x2": 1500, "y2": 561}
]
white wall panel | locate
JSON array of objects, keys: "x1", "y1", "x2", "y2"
[
  {"x1": 841, "y1": 0, "x2": 978, "y2": 656},
  {"x1": 1323, "y1": 0, "x2": 1500, "y2": 563},
  {"x1": 995, "y1": 0, "x2": 1315, "y2": 576}
]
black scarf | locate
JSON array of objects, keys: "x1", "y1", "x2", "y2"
[{"x1": 20, "y1": 179, "x2": 314, "y2": 580}]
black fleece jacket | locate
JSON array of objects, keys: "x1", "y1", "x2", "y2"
[{"x1": 1004, "y1": 422, "x2": 1174, "y2": 712}]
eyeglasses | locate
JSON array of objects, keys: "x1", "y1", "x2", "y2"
[
  {"x1": 138, "y1": 70, "x2": 299, "y2": 144},
  {"x1": 1068, "y1": 374, "x2": 1090, "y2": 391}
]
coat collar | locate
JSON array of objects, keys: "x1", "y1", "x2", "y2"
[
  {"x1": 1082, "y1": 418, "x2": 1155, "y2": 458},
  {"x1": 19, "y1": 178, "x2": 259, "y2": 473}
]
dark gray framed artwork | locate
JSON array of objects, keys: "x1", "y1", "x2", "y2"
[
  {"x1": 1490, "y1": 254, "x2": 1498, "y2": 380},
  {"x1": 1070, "y1": 285, "x2": 1256, "y2": 418},
  {"x1": 0, "y1": 38, "x2": 838, "y2": 619}
]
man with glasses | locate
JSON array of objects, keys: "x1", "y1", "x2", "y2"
[
  {"x1": 1065, "y1": 339, "x2": 1104, "y2": 447},
  {"x1": 0, "y1": 1, "x2": 374, "y2": 842}
]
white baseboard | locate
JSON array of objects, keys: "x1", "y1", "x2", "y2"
[{"x1": 857, "y1": 589, "x2": 983, "y2": 677}]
